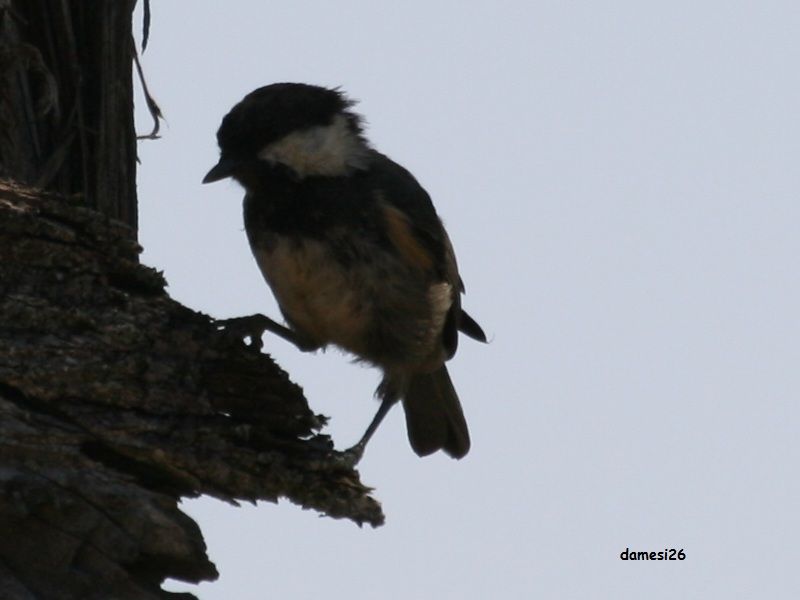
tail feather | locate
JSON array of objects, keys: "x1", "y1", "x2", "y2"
[{"x1": 402, "y1": 366, "x2": 470, "y2": 459}]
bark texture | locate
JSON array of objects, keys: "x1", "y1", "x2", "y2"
[
  {"x1": 0, "y1": 0, "x2": 139, "y2": 231},
  {"x1": 0, "y1": 180, "x2": 384, "y2": 600}
]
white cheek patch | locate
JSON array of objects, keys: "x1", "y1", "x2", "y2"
[{"x1": 258, "y1": 114, "x2": 369, "y2": 178}]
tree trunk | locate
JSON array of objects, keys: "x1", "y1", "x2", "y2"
[
  {"x1": 0, "y1": 178, "x2": 383, "y2": 600},
  {"x1": 1, "y1": 0, "x2": 138, "y2": 232}
]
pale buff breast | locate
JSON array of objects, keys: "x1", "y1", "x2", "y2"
[{"x1": 252, "y1": 237, "x2": 369, "y2": 352}]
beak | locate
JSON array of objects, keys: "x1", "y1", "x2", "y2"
[{"x1": 202, "y1": 156, "x2": 239, "y2": 184}]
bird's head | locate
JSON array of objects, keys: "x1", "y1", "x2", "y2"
[{"x1": 203, "y1": 83, "x2": 370, "y2": 185}]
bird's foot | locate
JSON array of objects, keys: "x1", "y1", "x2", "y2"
[
  {"x1": 216, "y1": 313, "x2": 319, "y2": 352},
  {"x1": 215, "y1": 313, "x2": 275, "y2": 351},
  {"x1": 330, "y1": 443, "x2": 365, "y2": 469}
]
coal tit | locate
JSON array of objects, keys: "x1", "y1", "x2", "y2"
[{"x1": 203, "y1": 83, "x2": 485, "y2": 462}]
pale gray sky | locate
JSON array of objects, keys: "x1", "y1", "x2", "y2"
[{"x1": 134, "y1": 2, "x2": 799, "y2": 598}]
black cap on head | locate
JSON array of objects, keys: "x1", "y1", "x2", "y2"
[
  {"x1": 221, "y1": 83, "x2": 351, "y2": 147},
  {"x1": 203, "y1": 83, "x2": 356, "y2": 183}
]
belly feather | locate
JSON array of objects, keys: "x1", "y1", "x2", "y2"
[{"x1": 253, "y1": 238, "x2": 367, "y2": 351}]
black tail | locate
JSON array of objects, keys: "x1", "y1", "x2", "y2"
[{"x1": 402, "y1": 366, "x2": 470, "y2": 459}]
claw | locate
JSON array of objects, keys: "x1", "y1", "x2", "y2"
[
  {"x1": 331, "y1": 444, "x2": 365, "y2": 469},
  {"x1": 216, "y1": 313, "x2": 318, "y2": 352},
  {"x1": 216, "y1": 314, "x2": 272, "y2": 350}
]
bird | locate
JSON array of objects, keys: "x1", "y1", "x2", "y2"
[{"x1": 203, "y1": 83, "x2": 486, "y2": 463}]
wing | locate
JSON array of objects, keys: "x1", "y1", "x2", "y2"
[{"x1": 366, "y1": 153, "x2": 485, "y2": 359}]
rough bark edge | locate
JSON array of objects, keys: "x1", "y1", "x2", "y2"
[{"x1": 0, "y1": 180, "x2": 384, "y2": 600}]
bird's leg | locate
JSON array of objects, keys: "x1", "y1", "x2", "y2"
[
  {"x1": 337, "y1": 396, "x2": 398, "y2": 467},
  {"x1": 215, "y1": 313, "x2": 318, "y2": 352}
]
